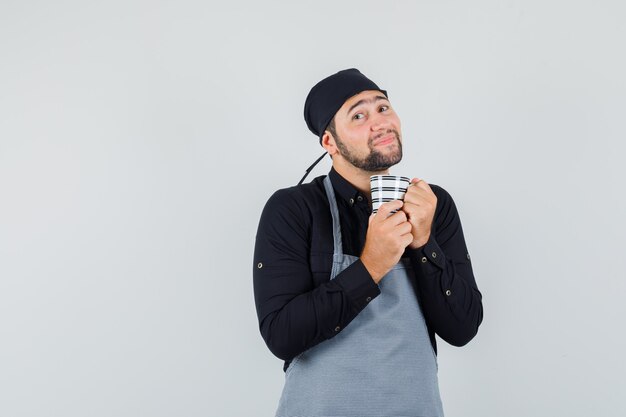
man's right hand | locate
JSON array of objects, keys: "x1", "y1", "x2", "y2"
[{"x1": 360, "y1": 200, "x2": 414, "y2": 284}]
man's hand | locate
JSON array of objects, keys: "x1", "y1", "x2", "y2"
[
  {"x1": 360, "y1": 200, "x2": 414, "y2": 284},
  {"x1": 402, "y1": 178, "x2": 437, "y2": 250}
]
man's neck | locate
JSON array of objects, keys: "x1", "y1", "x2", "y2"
[{"x1": 332, "y1": 161, "x2": 390, "y2": 196}]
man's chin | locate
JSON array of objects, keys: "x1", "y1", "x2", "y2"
[
  {"x1": 365, "y1": 155, "x2": 402, "y2": 171},
  {"x1": 376, "y1": 150, "x2": 403, "y2": 168}
]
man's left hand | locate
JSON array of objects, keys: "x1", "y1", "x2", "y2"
[{"x1": 402, "y1": 178, "x2": 437, "y2": 250}]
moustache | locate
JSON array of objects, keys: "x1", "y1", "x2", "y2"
[{"x1": 369, "y1": 130, "x2": 400, "y2": 146}]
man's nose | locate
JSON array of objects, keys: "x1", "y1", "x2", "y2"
[{"x1": 370, "y1": 113, "x2": 391, "y2": 131}]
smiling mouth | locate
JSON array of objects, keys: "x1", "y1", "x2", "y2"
[{"x1": 374, "y1": 134, "x2": 396, "y2": 146}]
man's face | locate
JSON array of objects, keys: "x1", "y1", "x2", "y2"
[{"x1": 326, "y1": 89, "x2": 403, "y2": 172}]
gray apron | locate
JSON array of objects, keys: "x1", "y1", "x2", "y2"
[{"x1": 275, "y1": 175, "x2": 444, "y2": 417}]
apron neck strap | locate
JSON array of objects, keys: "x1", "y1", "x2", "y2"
[{"x1": 323, "y1": 175, "x2": 343, "y2": 257}]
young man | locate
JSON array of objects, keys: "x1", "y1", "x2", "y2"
[{"x1": 253, "y1": 68, "x2": 483, "y2": 416}]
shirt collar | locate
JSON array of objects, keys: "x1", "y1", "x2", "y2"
[{"x1": 328, "y1": 167, "x2": 369, "y2": 207}]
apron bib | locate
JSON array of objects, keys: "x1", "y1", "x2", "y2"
[{"x1": 275, "y1": 176, "x2": 443, "y2": 417}]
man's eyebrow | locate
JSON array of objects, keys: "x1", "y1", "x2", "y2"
[{"x1": 346, "y1": 95, "x2": 389, "y2": 116}]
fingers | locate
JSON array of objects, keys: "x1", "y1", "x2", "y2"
[
  {"x1": 373, "y1": 200, "x2": 404, "y2": 222},
  {"x1": 405, "y1": 178, "x2": 435, "y2": 207},
  {"x1": 401, "y1": 232, "x2": 414, "y2": 247},
  {"x1": 410, "y1": 177, "x2": 432, "y2": 192},
  {"x1": 387, "y1": 208, "x2": 408, "y2": 226},
  {"x1": 395, "y1": 221, "x2": 412, "y2": 236}
]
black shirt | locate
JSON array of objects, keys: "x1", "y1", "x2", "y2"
[{"x1": 253, "y1": 167, "x2": 483, "y2": 372}]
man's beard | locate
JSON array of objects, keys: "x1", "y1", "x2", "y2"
[{"x1": 334, "y1": 129, "x2": 403, "y2": 172}]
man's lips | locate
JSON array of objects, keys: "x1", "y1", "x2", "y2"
[{"x1": 373, "y1": 134, "x2": 396, "y2": 146}]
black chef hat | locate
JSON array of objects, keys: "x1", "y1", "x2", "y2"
[{"x1": 304, "y1": 68, "x2": 388, "y2": 144}]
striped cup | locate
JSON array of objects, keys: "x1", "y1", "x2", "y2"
[{"x1": 370, "y1": 175, "x2": 411, "y2": 214}]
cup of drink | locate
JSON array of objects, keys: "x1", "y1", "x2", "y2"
[{"x1": 370, "y1": 175, "x2": 411, "y2": 214}]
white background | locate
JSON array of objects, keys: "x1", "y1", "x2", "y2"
[{"x1": 1, "y1": 1, "x2": 625, "y2": 416}]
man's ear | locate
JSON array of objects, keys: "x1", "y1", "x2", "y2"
[{"x1": 321, "y1": 131, "x2": 338, "y2": 156}]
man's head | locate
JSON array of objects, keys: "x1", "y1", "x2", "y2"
[
  {"x1": 304, "y1": 69, "x2": 402, "y2": 173},
  {"x1": 323, "y1": 90, "x2": 402, "y2": 172}
]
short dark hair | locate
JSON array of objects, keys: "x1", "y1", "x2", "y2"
[
  {"x1": 325, "y1": 117, "x2": 337, "y2": 140},
  {"x1": 324, "y1": 117, "x2": 338, "y2": 159}
]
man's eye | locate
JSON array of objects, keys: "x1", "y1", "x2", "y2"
[
  {"x1": 353, "y1": 113, "x2": 364, "y2": 120},
  {"x1": 379, "y1": 105, "x2": 389, "y2": 112}
]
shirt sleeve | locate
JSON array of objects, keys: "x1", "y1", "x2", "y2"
[
  {"x1": 406, "y1": 185, "x2": 484, "y2": 347},
  {"x1": 253, "y1": 188, "x2": 381, "y2": 362}
]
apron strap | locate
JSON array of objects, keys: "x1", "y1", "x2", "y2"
[{"x1": 323, "y1": 175, "x2": 343, "y2": 257}]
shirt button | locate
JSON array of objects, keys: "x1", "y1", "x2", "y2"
[
  {"x1": 431, "y1": 252, "x2": 437, "y2": 258},
  {"x1": 349, "y1": 198, "x2": 354, "y2": 206},
  {"x1": 421, "y1": 256, "x2": 427, "y2": 263},
  {"x1": 467, "y1": 253, "x2": 471, "y2": 260},
  {"x1": 357, "y1": 195, "x2": 363, "y2": 202},
  {"x1": 334, "y1": 326, "x2": 341, "y2": 332},
  {"x1": 366, "y1": 296, "x2": 372, "y2": 302},
  {"x1": 257, "y1": 262, "x2": 263, "y2": 268},
  {"x1": 445, "y1": 289, "x2": 451, "y2": 296}
]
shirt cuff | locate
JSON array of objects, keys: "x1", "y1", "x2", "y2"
[
  {"x1": 332, "y1": 259, "x2": 381, "y2": 311},
  {"x1": 407, "y1": 234, "x2": 447, "y2": 274}
]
